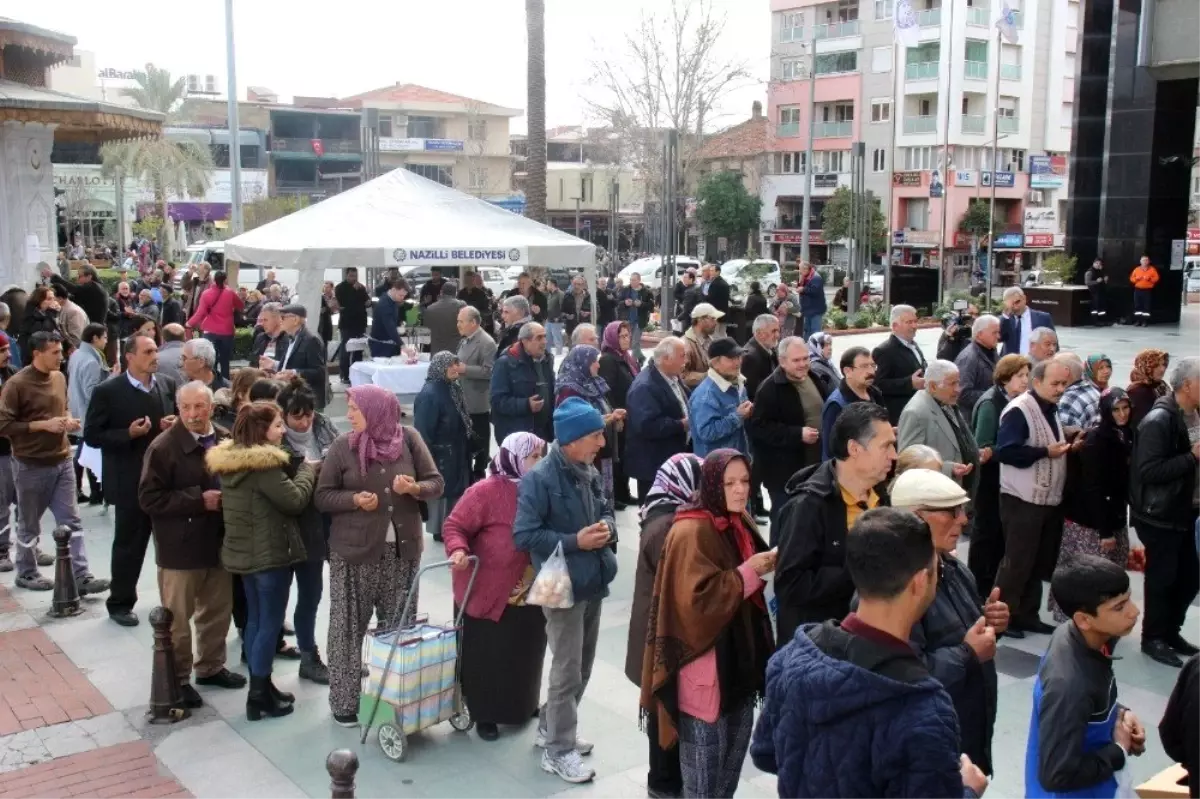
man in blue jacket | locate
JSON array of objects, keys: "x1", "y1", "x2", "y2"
[
  {"x1": 490, "y1": 322, "x2": 555, "y2": 445},
  {"x1": 626, "y1": 336, "x2": 691, "y2": 499},
  {"x1": 514, "y1": 397, "x2": 618, "y2": 785},
  {"x1": 797, "y1": 261, "x2": 827, "y2": 339},
  {"x1": 752, "y1": 507, "x2": 989, "y2": 799},
  {"x1": 689, "y1": 337, "x2": 752, "y2": 457}
]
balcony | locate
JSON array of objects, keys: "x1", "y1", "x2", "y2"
[
  {"x1": 777, "y1": 122, "x2": 801, "y2": 137},
  {"x1": 903, "y1": 115, "x2": 937, "y2": 134},
  {"x1": 814, "y1": 121, "x2": 853, "y2": 137},
  {"x1": 906, "y1": 61, "x2": 939, "y2": 80},
  {"x1": 967, "y1": 6, "x2": 989, "y2": 25},
  {"x1": 271, "y1": 137, "x2": 362, "y2": 160},
  {"x1": 961, "y1": 114, "x2": 986, "y2": 133},
  {"x1": 998, "y1": 116, "x2": 1020, "y2": 134},
  {"x1": 1000, "y1": 63, "x2": 1022, "y2": 80},
  {"x1": 917, "y1": 8, "x2": 941, "y2": 26},
  {"x1": 814, "y1": 19, "x2": 860, "y2": 39},
  {"x1": 964, "y1": 61, "x2": 988, "y2": 80}
]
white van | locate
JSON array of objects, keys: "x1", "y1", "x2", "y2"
[{"x1": 720, "y1": 258, "x2": 782, "y2": 297}]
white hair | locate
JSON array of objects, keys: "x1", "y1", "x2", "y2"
[
  {"x1": 183, "y1": 337, "x2": 216, "y2": 369},
  {"x1": 177, "y1": 380, "x2": 214, "y2": 403},
  {"x1": 1003, "y1": 286, "x2": 1025, "y2": 302},
  {"x1": 517, "y1": 322, "x2": 543, "y2": 341},
  {"x1": 890, "y1": 304, "x2": 916, "y2": 324},
  {"x1": 459, "y1": 306, "x2": 481, "y2": 324},
  {"x1": 1030, "y1": 326, "x2": 1057, "y2": 344},
  {"x1": 1054, "y1": 352, "x2": 1084, "y2": 382},
  {"x1": 971, "y1": 314, "x2": 999, "y2": 337},
  {"x1": 652, "y1": 336, "x2": 686, "y2": 363},
  {"x1": 571, "y1": 324, "x2": 597, "y2": 346},
  {"x1": 776, "y1": 335, "x2": 807, "y2": 359},
  {"x1": 924, "y1": 359, "x2": 959, "y2": 386},
  {"x1": 752, "y1": 314, "x2": 779, "y2": 335},
  {"x1": 502, "y1": 295, "x2": 530, "y2": 317},
  {"x1": 1169, "y1": 356, "x2": 1200, "y2": 391}
]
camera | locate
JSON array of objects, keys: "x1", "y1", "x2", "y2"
[{"x1": 942, "y1": 299, "x2": 974, "y2": 334}]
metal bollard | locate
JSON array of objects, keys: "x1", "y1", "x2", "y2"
[
  {"x1": 48, "y1": 525, "x2": 82, "y2": 618},
  {"x1": 147, "y1": 606, "x2": 189, "y2": 723},
  {"x1": 326, "y1": 749, "x2": 359, "y2": 799}
]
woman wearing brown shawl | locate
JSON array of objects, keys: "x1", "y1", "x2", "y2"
[
  {"x1": 1127, "y1": 348, "x2": 1170, "y2": 429},
  {"x1": 640, "y1": 449, "x2": 776, "y2": 798}
]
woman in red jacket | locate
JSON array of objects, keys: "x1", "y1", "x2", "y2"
[{"x1": 187, "y1": 270, "x2": 244, "y2": 379}]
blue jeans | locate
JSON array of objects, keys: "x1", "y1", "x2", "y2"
[
  {"x1": 628, "y1": 321, "x2": 643, "y2": 362},
  {"x1": 242, "y1": 567, "x2": 291, "y2": 677},
  {"x1": 204, "y1": 333, "x2": 234, "y2": 379},
  {"x1": 546, "y1": 322, "x2": 565, "y2": 354},
  {"x1": 13, "y1": 459, "x2": 89, "y2": 579},
  {"x1": 291, "y1": 560, "x2": 324, "y2": 653},
  {"x1": 802, "y1": 314, "x2": 823, "y2": 339}
]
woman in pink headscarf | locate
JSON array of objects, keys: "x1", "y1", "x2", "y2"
[{"x1": 315, "y1": 385, "x2": 445, "y2": 727}]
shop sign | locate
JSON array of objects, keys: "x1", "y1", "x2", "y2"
[
  {"x1": 378, "y1": 137, "x2": 425, "y2": 152},
  {"x1": 952, "y1": 231, "x2": 978, "y2": 248},
  {"x1": 1022, "y1": 207, "x2": 1058, "y2": 236},
  {"x1": 1024, "y1": 234, "x2": 1055, "y2": 248},
  {"x1": 424, "y1": 139, "x2": 465, "y2": 152},
  {"x1": 1187, "y1": 228, "x2": 1200, "y2": 242},
  {"x1": 771, "y1": 231, "x2": 826, "y2": 245},
  {"x1": 981, "y1": 171, "x2": 1015, "y2": 188},
  {"x1": 953, "y1": 170, "x2": 976, "y2": 187},
  {"x1": 1029, "y1": 155, "x2": 1067, "y2": 188},
  {"x1": 893, "y1": 229, "x2": 940, "y2": 246},
  {"x1": 994, "y1": 232, "x2": 1023, "y2": 248},
  {"x1": 98, "y1": 67, "x2": 138, "y2": 81},
  {"x1": 813, "y1": 173, "x2": 839, "y2": 189},
  {"x1": 390, "y1": 247, "x2": 526, "y2": 266},
  {"x1": 892, "y1": 171, "x2": 923, "y2": 187}
]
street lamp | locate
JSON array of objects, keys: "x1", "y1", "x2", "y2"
[{"x1": 225, "y1": 0, "x2": 243, "y2": 236}]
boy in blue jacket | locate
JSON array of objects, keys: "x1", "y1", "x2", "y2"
[
  {"x1": 1026, "y1": 555, "x2": 1145, "y2": 798},
  {"x1": 751, "y1": 507, "x2": 988, "y2": 798}
]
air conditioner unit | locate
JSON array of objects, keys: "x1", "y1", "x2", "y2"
[{"x1": 1027, "y1": 190, "x2": 1044, "y2": 204}]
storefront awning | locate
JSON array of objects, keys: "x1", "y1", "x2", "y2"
[{"x1": 0, "y1": 79, "x2": 162, "y2": 143}]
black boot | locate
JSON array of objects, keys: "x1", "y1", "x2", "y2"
[
  {"x1": 246, "y1": 676, "x2": 294, "y2": 721},
  {"x1": 269, "y1": 678, "x2": 295, "y2": 705}
]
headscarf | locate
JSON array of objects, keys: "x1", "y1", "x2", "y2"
[
  {"x1": 601, "y1": 321, "x2": 640, "y2": 376},
  {"x1": 556, "y1": 345, "x2": 609, "y2": 402},
  {"x1": 488, "y1": 432, "x2": 546, "y2": 482},
  {"x1": 1084, "y1": 354, "x2": 1111, "y2": 387},
  {"x1": 1096, "y1": 386, "x2": 1132, "y2": 446},
  {"x1": 640, "y1": 453, "x2": 702, "y2": 522},
  {"x1": 347, "y1": 385, "x2": 406, "y2": 476},
  {"x1": 1130, "y1": 349, "x2": 1168, "y2": 386},
  {"x1": 426, "y1": 351, "x2": 473, "y2": 438},
  {"x1": 807, "y1": 332, "x2": 833, "y2": 365}
]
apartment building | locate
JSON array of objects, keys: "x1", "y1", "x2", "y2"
[
  {"x1": 767, "y1": 0, "x2": 1079, "y2": 281},
  {"x1": 692, "y1": 102, "x2": 772, "y2": 258},
  {"x1": 342, "y1": 83, "x2": 521, "y2": 205}
]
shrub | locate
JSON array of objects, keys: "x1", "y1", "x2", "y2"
[
  {"x1": 233, "y1": 327, "x2": 255, "y2": 360},
  {"x1": 850, "y1": 311, "x2": 871, "y2": 329},
  {"x1": 781, "y1": 268, "x2": 798, "y2": 286},
  {"x1": 824, "y1": 308, "x2": 848, "y2": 330}
]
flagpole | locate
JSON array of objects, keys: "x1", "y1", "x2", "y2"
[{"x1": 935, "y1": 0, "x2": 956, "y2": 306}]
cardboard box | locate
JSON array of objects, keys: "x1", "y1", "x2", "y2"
[{"x1": 1136, "y1": 764, "x2": 1190, "y2": 799}]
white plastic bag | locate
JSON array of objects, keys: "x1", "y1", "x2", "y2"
[{"x1": 526, "y1": 541, "x2": 575, "y2": 609}]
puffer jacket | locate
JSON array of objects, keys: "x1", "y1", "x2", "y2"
[
  {"x1": 206, "y1": 440, "x2": 315, "y2": 574},
  {"x1": 1130, "y1": 393, "x2": 1198, "y2": 533},
  {"x1": 751, "y1": 620, "x2": 971, "y2": 799}
]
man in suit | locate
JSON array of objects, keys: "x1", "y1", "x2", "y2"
[
  {"x1": 252, "y1": 303, "x2": 290, "y2": 367},
  {"x1": 626, "y1": 336, "x2": 691, "y2": 500},
  {"x1": 872, "y1": 304, "x2": 928, "y2": 425},
  {"x1": 83, "y1": 334, "x2": 177, "y2": 626},
  {"x1": 456, "y1": 305, "x2": 497, "y2": 481},
  {"x1": 700, "y1": 264, "x2": 731, "y2": 336},
  {"x1": 422, "y1": 281, "x2": 466, "y2": 355},
  {"x1": 997, "y1": 286, "x2": 1054, "y2": 356},
  {"x1": 273, "y1": 304, "x2": 328, "y2": 409},
  {"x1": 897, "y1": 359, "x2": 980, "y2": 497}
]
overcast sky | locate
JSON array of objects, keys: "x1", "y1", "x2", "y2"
[{"x1": 27, "y1": 0, "x2": 770, "y2": 134}]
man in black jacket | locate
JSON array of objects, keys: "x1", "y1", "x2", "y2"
[
  {"x1": 741, "y1": 314, "x2": 781, "y2": 401},
  {"x1": 502, "y1": 273, "x2": 547, "y2": 323},
  {"x1": 49, "y1": 265, "x2": 109, "y2": 325},
  {"x1": 334, "y1": 267, "x2": 370, "y2": 384},
  {"x1": 83, "y1": 335, "x2": 177, "y2": 626},
  {"x1": 252, "y1": 303, "x2": 290, "y2": 367},
  {"x1": 872, "y1": 304, "x2": 928, "y2": 424},
  {"x1": 700, "y1": 264, "x2": 731, "y2": 335},
  {"x1": 955, "y1": 315, "x2": 1000, "y2": 416},
  {"x1": 1130, "y1": 356, "x2": 1200, "y2": 667},
  {"x1": 274, "y1": 305, "x2": 328, "y2": 409},
  {"x1": 418, "y1": 267, "x2": 447, "y2": 308},
  {"x1": 773, "y1": 402, "x2": 896, "y2": 643}
]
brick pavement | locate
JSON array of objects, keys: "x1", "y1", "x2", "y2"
[
  {"x1": 0, "y1": 626, "x2": 111, "y2": 735},
  {"x1": 0, "y1": 741, "x2": 189, "y2": 798}
]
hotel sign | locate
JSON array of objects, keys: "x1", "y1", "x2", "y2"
[{"x1": 892, "y1": 171, "x2": 923, "y2": 187}]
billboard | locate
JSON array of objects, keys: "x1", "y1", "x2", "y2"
[
  {"x1": 1029, "y1": 155, "x2": 1067, "y2": 188},
  {"x1": 1022, "y1": 207, "x2": 1058, "y2": 236}
]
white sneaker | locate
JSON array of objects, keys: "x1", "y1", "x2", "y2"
[
  {"x1": 534, "y1": 732, "x2": 593, "y2": 756},
  {"x1": 540, "y1": 750, "x2": 595, "y2": 784}
]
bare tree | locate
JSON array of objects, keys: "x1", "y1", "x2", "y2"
[{"x1": 456, "y1": 99, "x2": 490, "y2": 198}]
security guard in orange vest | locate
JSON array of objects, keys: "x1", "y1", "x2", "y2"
[{"x1": 1130, "y1": 255, "x2": 1160, "y2": 326}]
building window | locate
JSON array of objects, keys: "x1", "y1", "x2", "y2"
[
  {"x1": 779, "y1": 11, "x2": 804, "y2": 42},
  {"x1": 871, "y1": 99, "x2": 891, "y2": 123},
  {"x1": 814, "y1": 51, "x2": 858, "y2": 75},
  {"x1": 824, "y1": 103, "x2": 855, "y2": 122},
  {"x1": 905, "y1": 198, "x2": 930, "y2": 229},
  {"x1": 780, "y1": 152, "x2": 807, "y2": 173},
  {"x1": 872, "y1": 46, "x2": 893, "y2": 73},
  {"x1": 964, "y1": 40, "x2": 989, "y2": 63},
  {"x1": 581, "y1": 174, "x2": 594, "y2": 202},
  {"x1": 468, "y1": 119, "x2": 488, "y2": 141},
  {"x1": 780, "y1": 106, "x2": 802, "y2": 125},
  {"x1": 782, "y1": 59, "x2": 807, "y2": 80},
  {"x1": 814, "y1": 150, "x2": 848, "y2": 172},
  {"x1": 405, "y1": 163, "x2": 453, "y2": 187},
  {"x1": 378, "y1": 116, "x2": 393, "y2": 138},
  {"x1": 407, "y1": 116, "x2": 440, "y2": 138},
  {"x1": 469, "y1": 167, "x2": 489, "y2": 190},
  {"x1": 872, "y1": 148, "x2": 887, "y2": 172},
  {"x1": 1010, "y1": 149, "x2": 1026, "y2": 171},
  {"x1": 903, "y1": 146, "x2": 937, "y2": 170},
  {"x1": 876, "y1": 0, "x2": 894, "y2": 19}
]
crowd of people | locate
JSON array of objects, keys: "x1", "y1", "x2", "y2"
[{"x1": 0, "y1": 253, "x2": 1195, "y2": 798}]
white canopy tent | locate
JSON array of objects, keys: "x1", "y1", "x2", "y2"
[{"x1": 223, "y1": 168, "x2": 598, "y2": 315}]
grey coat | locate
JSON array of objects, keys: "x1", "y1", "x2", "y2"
[
  {"x1": 457, "y1": 327, "x2": 497, "y2": 415},
  {"x1": 156, "y1": 340, "x2": 186, "y2": 387},
  {"x1": 422, "y1": 297, "x2": 466, "y2": 355},
  {"x1": 954, "y1": 341, "x2": 998, "y2": 417},
  {"x1": 897, "y1": 389, "x2": 981, "y2": 495}
]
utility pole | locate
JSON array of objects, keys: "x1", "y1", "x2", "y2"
[
  {"x1": 985, "y1": 28, "x2": 1002, "y2": 300},
  {"x1": 225, "y1": 0, "x2": 243, "y2": 236},
  {"x1": 934, "y1": 0, "x2": 957, "y2": 305},
  {"x1": 800, "y1": 30, "x2": 818, "y2": 264},
  {"x1": 660, "y1": 130, "x2": 679, "y2": 325}
]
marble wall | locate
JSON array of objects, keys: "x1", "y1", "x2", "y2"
[{"x1": 0, "y1": 123, "x2": 58, "y2": 290}]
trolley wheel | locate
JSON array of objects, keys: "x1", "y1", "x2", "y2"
[
  {"x1": 377, "y1": 723, "x2": 407, "y2": 761},
  {"x1": 449, "y1": 710, "x2": 474, "y2": 732}
]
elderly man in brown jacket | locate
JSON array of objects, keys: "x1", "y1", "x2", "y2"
[
  {"x1": 681, "y1": 303, "x2": 723, "y2": 389},
  {"x1": 139, "y1": 381, "x2": 246, "y2": 709}
]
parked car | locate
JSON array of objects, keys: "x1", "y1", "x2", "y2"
[
  {"x1": 720, "y1": 258, "x2": 782, "y2": 298},
  {"x1": 617, "y1": 255, "x2": 703, "y2": 292}
]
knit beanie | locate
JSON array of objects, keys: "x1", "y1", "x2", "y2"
[{"x1": 553, "y1": 396, "x2": 604, "y2": 446}]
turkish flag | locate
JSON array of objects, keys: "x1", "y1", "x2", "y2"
[{"x1": 311, "y1": 139, "x2": 324, "y2": 156}]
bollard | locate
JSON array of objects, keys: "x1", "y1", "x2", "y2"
[
  {"x1": 326, "y1": 749, "x2": 359, "y2": 799},
  {"x1": 147, "y1": 606, "x2": 189, "y2": 723},
  {"x1": 48, "y1": 525, "x2": 82, "y2": 618}
]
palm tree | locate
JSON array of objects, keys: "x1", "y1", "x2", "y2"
[
  {"x1": 525, "y1": 0, "x2": 547, "y2": 224},
  {"x1": 100, "y1": 64, "x2": 214, "y2": 248}
]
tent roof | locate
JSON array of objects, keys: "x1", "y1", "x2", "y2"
[{"x1": 223, "y1": 167, "x2": 595, "y2": 271}]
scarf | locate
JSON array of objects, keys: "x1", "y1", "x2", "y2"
[
  {"x1": 1084, "y1": 353, "x2": 1111, "y2": 387},
  {"x1": 556, "y1": 345, "x2": 610, "y2": 402},
  {"x1": 807, "y1": 332, "x2": 833, "y2": 368},
  {"x1": 426, "y1": 351, "x2": 473, "y2": 438},
  {"x1": 602, "y1": 321, "x2": 639, "y2": 376},
  {"x1": 639, "y1": 453, "x2": 702, "y2": 522},
  {"x1": 640, "y1": 448, "x2": 773, "y2": 749},
  {"x1": 346, "y1": 385, "x2": 407, "y2": 476},
  {"x1": 489, "y1": 431, "x2": 546, "y2": 482},
  {"x1": 1096, "y1": 387, "x2": 1132, "y2": 447},
  {"x1": 285, "y1": 425, "x2": 319, "y2": 460},
  {"x1": 1130, "y1": 349, "x2": 1168, "y2": 387}
]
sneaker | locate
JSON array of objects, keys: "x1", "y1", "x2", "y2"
[
  {"x1": 0, "y1": 554, "x2": 12, "y2": 573},
  {"x1": 540, "y1": 750, "x2": 595, "y2": 784},
  {"x1": 35, "y1": 549, "x2": 53, "y2": 567},
  {"x1": 15, "y1": 573, "x2": 53, "y2": 591},
  {"x1": 76, "y1": 575, "x2": 110, "y2": 595},
  {"x1": 535, "y1": 731, "x2": 593, "y2": 756},
  {"x1": 333, "y1": 713, "x2": 359, "y2": 728}
]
